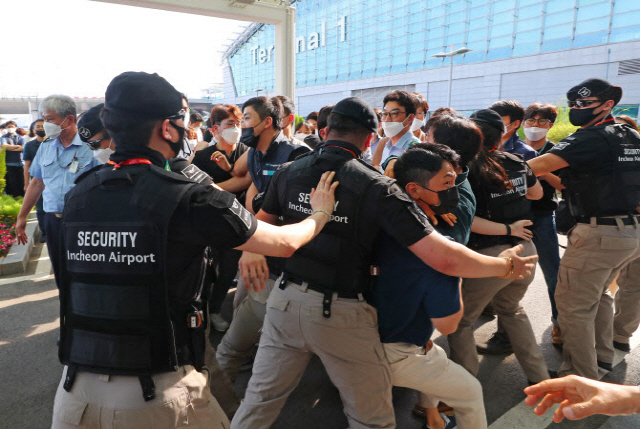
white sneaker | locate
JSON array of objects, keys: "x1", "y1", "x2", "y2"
[{"x1": 211, "y1": 313, "x2": 230, "y2": 332}]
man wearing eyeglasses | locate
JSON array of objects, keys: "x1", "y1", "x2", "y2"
[
  {"x1": 77, "y1": 103, "x2": 116, "y2": 164},
  {"x1": 16, "y1": 94, "x2": 101, "y2": 288},
  {"x1": 528, "y1": 78, "x2": 640, "y2": 380}
]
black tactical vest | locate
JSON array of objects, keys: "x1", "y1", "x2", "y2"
[
  {"x1": 469, "y1": 152, "x2": 533, "y2": 250},
  {"x1": 561, "y1": 123, "x2": 640, "y2": 217},
  {"x1": 280, "y1": 147, "x2": 378, "y2": 295},
  {"x1": 59, "y1": 164, "x2": 206, "y2": 380}
]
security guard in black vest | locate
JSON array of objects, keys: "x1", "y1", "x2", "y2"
[
  {"x1": 529, "y1": 78, "x2": 640, "y2": 379},
  {"x1": 231, "y1": 97, "x2": 539, "y2": 429},
  {"x1": 51, "y1": 71, "x2": 338, "y2": 429}
]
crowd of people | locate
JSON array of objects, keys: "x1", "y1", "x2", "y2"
[{"x1": 7, "y1": 72, "x2": 640, "y2": 429}]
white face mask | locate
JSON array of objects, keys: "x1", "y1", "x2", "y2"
[
  {"x1": 294, "y1": 133, "x2": 309, "y2": 141},
  {"x1": 410, "y1": 118, "x2": 424, "y2": 132},
  {"x1": 6, "y1": 127, "x2": 16, "y2": 134},
  {"x1": 220, "y1": 126, "x2": 241, "y2": 145},
  {"x1": 43, "y1": 117, "x2": 70, "y2": 139},
  {"x1": 381, "y1": 120, "x2": 407, "y2": 138},
  {"x1": 92, "y1": 147, "x2": 114, "y2": 164},
  {"x1": 523, "y1": 126, "x2": 549, "y2": 142}
]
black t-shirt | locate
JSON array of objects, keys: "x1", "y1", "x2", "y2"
[
  {"x1": 23, "y1": 138, "x2": 43, "y2": 163},
  {"x1": 191, "y1": 142, "x2": 249, "y2": 184},
  {"x1": 261, "y1": 140, "x2": 434, "y2": 251},
  {"x1": 548, "y1": 117, "x2": 616, "y2": 174},
  {"x1": 531, "y1": 140, "x2": 559, "y2": 213}
]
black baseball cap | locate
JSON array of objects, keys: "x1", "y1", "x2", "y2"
[
  {"x1": 567, "y1": 78, "x2": 622, "y2": 105},
  {"x1": 77, "y1": 103, "x2": 104, "y2": 142},
  {"x1": 331, "y1": 97, "x2": 379, "y2": 132},
  {"x1": 470, "y1": 109, "x2": 506, "y2": 133},
  {"x1": 104, "y1": 71, "x2": 183, "y2": 120}
]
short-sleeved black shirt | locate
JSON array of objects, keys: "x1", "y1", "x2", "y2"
[
  {"x1": 23, "y1": 138, "x2": 43, "y2": 163},
  {"x1": 548, "y1": 117, "x2": 616, "y2": 174},
  {"x1": 531, "y1": 140, "x2": 560, "y2": 212},
  {"x1": 261, "y1": 140, "x2": 434, "y2": 251},
  {"x1": 191, "y1": 142, "x2": 249, "y2": 202}
]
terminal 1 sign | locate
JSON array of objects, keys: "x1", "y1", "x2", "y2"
[{"x1": 249, "y1": 15, "x2": 347, "y2": 65}]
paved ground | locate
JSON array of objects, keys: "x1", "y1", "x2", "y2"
[{"x1": 2, "y1": 239, "x2": 640, "y2": 429}]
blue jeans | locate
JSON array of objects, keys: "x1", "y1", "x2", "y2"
[{"x1": 532, "y1": 211, "x2": 561, "y2": 325}]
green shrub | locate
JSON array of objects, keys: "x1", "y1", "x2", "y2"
[
  {"x1": 0, "y1": 194, "x2": 22, "y2": 218},
  {"x1": 294, "y1": 114, "x2": 305, "y2": 129},
  {"x1": 0, "y1": 148, "x2": 6, "y2": 195}
]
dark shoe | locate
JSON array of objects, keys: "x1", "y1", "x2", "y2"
[
  {"x1": 614, "y1": 341, "x2": 631, "y2": 352},
  {"x1": 551, "y1": 325, "x2": 563, "y2": 345},
  {"x1": 597, "y1": 360, "x2": 613, "y2": 372},
  {"x1": 476, "y1": 331, "x2": 513, "y2": 355},
  {"x1": 422, "y1": 414, "x2": 456, "y2": 429}
]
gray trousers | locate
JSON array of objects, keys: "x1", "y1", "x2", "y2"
[
  {"x1": 614, "y1": 257, "x2": 640, "y2": 344},
  {"x1": 216, "y1": 277, "x2": 273, "y2": 382},
  {"x1": 557, "y1": 222, "x2": 640, "y2": 378},
  {"x1": 448, "y1": 240, "x2": 549, "y2": 383},
  {"x1": 231, "y1": 282, "x2": 395, "y2": 429}
]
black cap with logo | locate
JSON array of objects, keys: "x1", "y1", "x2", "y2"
[
  {"x1": 331, "y1": 97, "x2": 379, "y2": 132},
  {"x1": 77, "y1": 103, "x2": 104, "y2": 142},
  {"x1": 567, "y1": 78, "x2": 622, "y2": 105}
]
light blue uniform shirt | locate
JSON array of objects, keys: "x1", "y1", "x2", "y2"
[
  {"x1": 29, "y1": 133, "x2": 100, "y2": 213},
  {"x1": 381, "y1": 130, "x2": 419, "y2": 167}
]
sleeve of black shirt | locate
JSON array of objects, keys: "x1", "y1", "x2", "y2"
[
  {"x1": 548, "y1": 131, "x2": 611, "y2": 171},
  {"x1": 288, "y1": 146, "x2": 311, "y2": 162},
  {"x1": 260, "y1": 166, "x2": 287, "y2": 217},
  {"x1": 371, "y1": 177, "x2": 434, "y2": 247},
  {"x1": 172, "y1": 184, "x2": 258, "y2": 249},
  {"x1": 524, "y1": 161, "x2": 538, "y2": 187},
  {"x1": 22, "y1": 141, "x2": 34, "y2": 162}
]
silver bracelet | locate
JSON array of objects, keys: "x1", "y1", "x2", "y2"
[{"x1": 312, "y1": 209, "x2": 332, "y2": 218}]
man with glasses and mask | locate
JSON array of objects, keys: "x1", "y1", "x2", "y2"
[
  {"x1": 16, "y1": 94, "x2": 101, "y2": 288},
  {"x1": 77, "y1": 103, "x2": 115, "y2": 164},
  {"x1": 50, "y1": 71, "x2": 338, "y2": 429},
  {"x1": 371, "y1": 90, "x2": 420, "y2": 172},
  {"x1": 528, "y1": 78, "x2": 640, "y2": 379}
]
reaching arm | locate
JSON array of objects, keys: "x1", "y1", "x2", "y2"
[
  {"x1": 408, "y1": 230, "x2": 537, "y2": 279},
  {"x1": 23, "y1": 160, "x2": 31, "y2": 193},
  {"x1": 16, "y1": 177, "x2": 45, "y2": 245},
  {"x1": 527, "y1": 153, "x2": 569, "y2": 176},
  {"x1": 540, "y1": 172, "x2": 564, "y2": 191},
  {"x1": 471, "y1": 217, "x2": 534, "y2": 241},
  {"x1": 431, "y1": 280, "x2": 463, "y2": 335},
  {"x1": 526, "y1": 179, "x2": 543, "y2": 200},
  {"x1": 245, "y1": 182, "x2": 259, "y2": 214},
  {"x1": 371, "y1": 137, "x2": 389, "y2": 171}
]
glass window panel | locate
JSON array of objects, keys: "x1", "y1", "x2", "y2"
[
  {"x1": 408, "y1": 51, "x2": 424, "y2": 63},
  {"x1": 545, "y1": 0, "x2": 575, "y2": 13},
  {"x1": 544, "y1": 9, "x2": 574, "y2": 27},
  {"x1": 428, "y1": 38, "x2": 445, "y2": 49},
  {"x1": 513, "y1": 42, "x2": 540, "y2": 56},
  {"x1": 466, "y1": 40, "x2": 487, "y2": 51},
  {"x1": 362, "y1": 68, "x2": 375, "y2": 79},
  {"x1": 573, "y1": 30, "x2": 608, "y2": 47},
  {"x1": 390, "y1": 64, "x2": 406, "y2": 73},
  {"x1": 518, "y1": 3, "x2": 543, "y2": 19},
  {"x1": 541, "y1": 37, "x2": 572, "y2": 52},
  {"x1": 489, "y1": 35, "x2": 512, "y2": 48},
  {"x1": 447, "y1": 0, "x2": 464, "y2": 12},
  {"x1": 493, "y1": 0, "x2": 516, "y2": 10},
  {"x1": 577, "y1": 0, "x2": 603, "y2": 5},
  {"x1": 429, "y1": 27, "x2": 445, "y2": 38},
  {"x1": 612, "y1": 10, "x2": 640, "y2": 28},
  {"x1": 469, "y1": 0, "x2": 489, "y2": 6},
  {"x1": 468, "y1": 5, "x2": 489, "y2": 19},
  {"x1": 515, "y1": 29, "x2": 540, "y2": 44},
  {"x1": 427, "y1": 16, "x2": 445, "y2": 28},
  {"x1": 468, "y1": 28, "x2": 488, "y2": 41},
  {"x1": 493, "y1": 10, "x2": 515, "y2": 24},
  {"x1": 448, "y1": 22, "x2": 464, "y2": 33},
  {"x1": 428, "y1": 5, "x2": 446, "y2": 16},
  {"x1": 446, "y1": 33, "x2": 465, "y2": 45},
  {"x1": 487, "y1": 46, "x2": 512, "y2": 60},
  {"x1": 575, "y1": 16, "x2": 609, "y2": 35},
  {"x1": 448, "y1": 11, "x2": 464, "y2": 23},
  {"x1": 576, "y1": 2, "x2": 609, "y2": 21},
  {"x1": 610, "y1": 24, "x2": 640, "y2": 43},
  {"x1": 468, "y1": 18, "x2": 487, "y2": 30},
  {"x1": 406, "y1": 62, "x2": 424, "y2": 72},
  {"x1": 518, "y1": 0, "x2": 543, "y2": 6},
  {"x1": 543, "y1": 23, "x2": 573, "y2": 40},
  {"x1": 613, "y1": 0, "x2": 640, "y2": 14},
  {"x1": 463, "y1": 50, "x2": 487, "y2": 63},
  {"x1": 491, "y1": 22, "x2": 513, "y2": 37},
  {"x1": 517, "y1": 16, "x2": 542, "y2": 32}
]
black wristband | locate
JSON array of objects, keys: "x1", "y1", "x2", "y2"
[
  {"x1": 228, "y1": 163, "x2": 235, "y2": 173},
  {"x1": 505, "y1": 223, "x2": 511, "y2": 236}
]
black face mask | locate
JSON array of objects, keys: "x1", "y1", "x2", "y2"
[
  {"x1": 569, "y1": 106, "x2": 599, "y2": 127},
  {"x1": 420, "y1": 185, "x2": 460, "y2": 215},
  {"x1": 240, "y1": 119, "x2": 265, "y2": 148},
  {"x1": 35, "y1": 130, "x2": 46, "y2": 138},
  {"x1": 165, "y1": 121, "x2": 186, "y2": 156}
]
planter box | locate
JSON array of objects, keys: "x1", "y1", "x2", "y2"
[{"x1": 0, "y1": 213, "x2": 40, "y2": 276}]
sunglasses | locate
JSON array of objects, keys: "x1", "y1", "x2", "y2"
[
  {"x1": 568, "y1": 99, "x2": 600, "y2": 108},
  {"x1": 87, "y1": 136, "x2": 108, "y2": 150}
]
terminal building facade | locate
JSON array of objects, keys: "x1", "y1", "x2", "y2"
[{"x1": 220, "y1": 0, "x2": 640, "y2": 118}]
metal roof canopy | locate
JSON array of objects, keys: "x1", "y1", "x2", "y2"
[{"x1": 90, "y1": 0, "x2": 296, "y2": 99}]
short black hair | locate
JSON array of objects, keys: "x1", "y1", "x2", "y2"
[
  {"x1": 383, "y1": 90, "x2": 417, "y2": 116},
  {"x1": 29, "y1": 119, "x2": 44, "y2": 137},
  {"x1": 275, "y1": 95, "x2": 296, "y2": 116},
  {"x1": 242, "y1": 96, "x2": 284, "y2": 130},
  {"x1": 5, "y1": 120, "x2": 17, "y2": 127},
  {"x1": 524, "y1": 102, "x2": 558, "y2": 123},
  {"x1": 317, "y1": 104, "x2": 335, "y2": 130},
  {"x1": 326, "y1": 112, "x2": 372, "y2": 141},
  {"x1": 101, "y1": 108, "x2": 159, "y2": 148},
  {"x1": 430, "y1": 115, "x2": 483, "y2": 167},
  {"x1": 189, "y1": 112, "x2": 203, "y2": 124},
  {"x1": 306, "y1": 111, "x2": 319, "y2": 121},
  {"x1": 488, "y1": 100, "x2": 525, "y2": 124},
  {"x1": 394, "y1": 143, "x2": 460, "y2": 189}
]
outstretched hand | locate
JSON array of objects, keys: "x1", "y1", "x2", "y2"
[
  {"x1": 310, "y1": 171, "x2": 339, "y2": 215},
  {"x1": 499, "y1": 244, "x2": 538, "y2": 279}
]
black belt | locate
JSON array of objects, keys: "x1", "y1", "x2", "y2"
[
  {"x1": 576, "y1": 215, "x2": 640, "y2": 226},
  {"x1": 285, "y1": 274, "x2": 361, "y2": 299},
  {"x1": 46, "y1": 212, "x2": 63, "y2": 218}
]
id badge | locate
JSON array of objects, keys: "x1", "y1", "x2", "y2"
[{"x1": 68, "y1": 160, "x2": 79, "y2": 174}]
